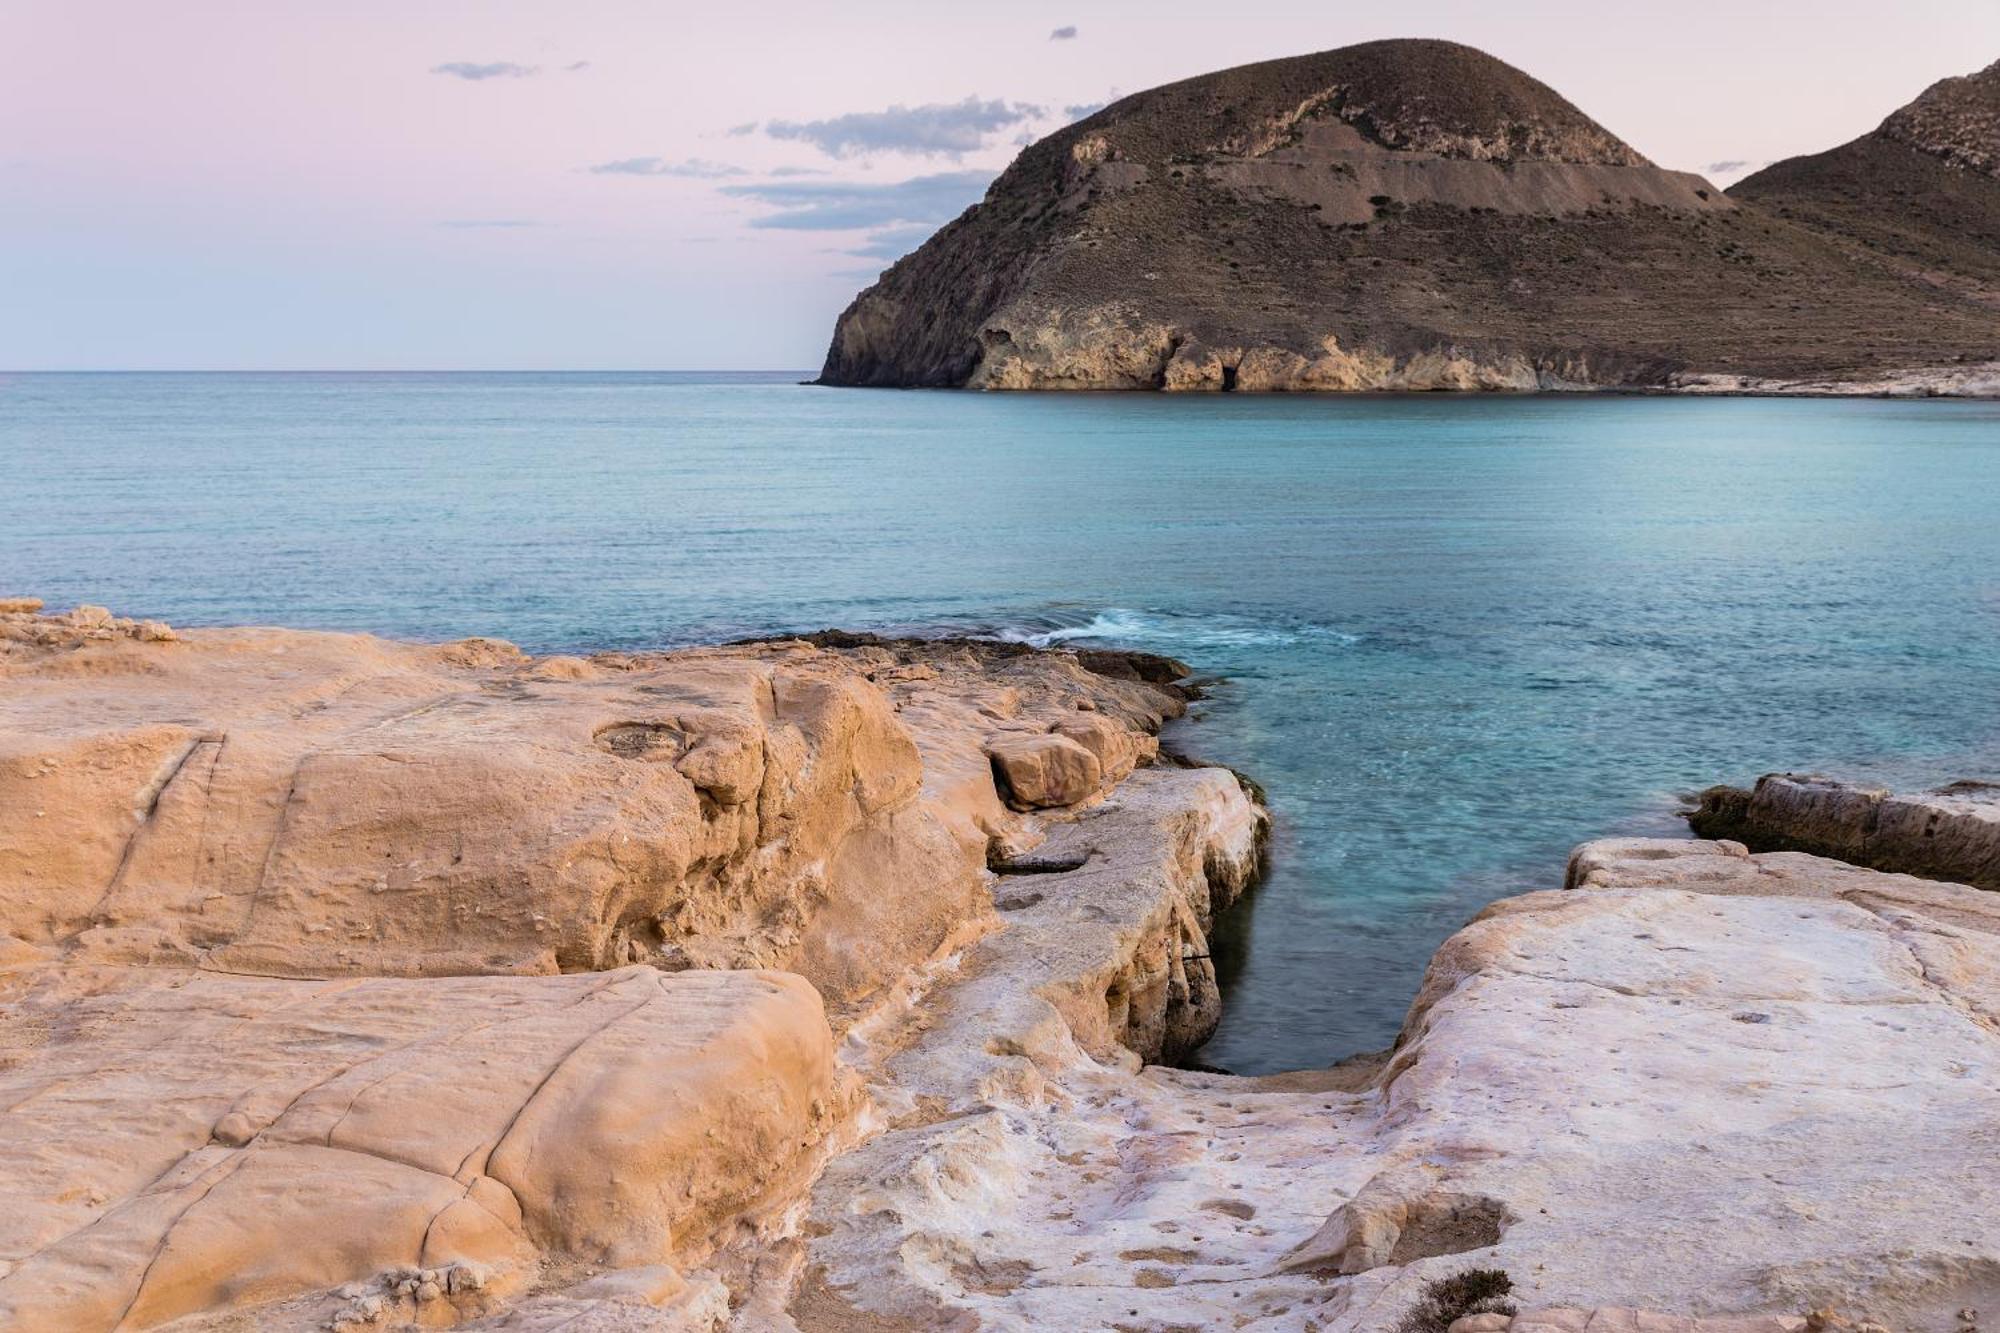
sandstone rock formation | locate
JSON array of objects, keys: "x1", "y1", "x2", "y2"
[
  {"x1": 1690, "y1": 772, "x2": 2000, "y2": 890},
  {"x1": 818, "y1": 40, "x2": 2000, "y2": 393},
  {"x1": 792, "y1": 832, "x2": 2000, "y2": 1331},
  {"x1": 0, "y1": 603, "x2": 1261, "y2": 1328},
  {"x1": 8, "y1": 601, "x2": 2000, "y2": 1331}
]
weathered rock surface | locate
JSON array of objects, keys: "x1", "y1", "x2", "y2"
[
  {"x1": 819, "y1": 40, "x2": 2000, "y2": 393},
  {"x1": 12, "y1": 601, "x2": 2000, "y2": 1332},
  {"x1": 0, "y1": 604, "x2": 1241, "y2": 1329},
  {"x1": 0, "y1": 963, "x2": 832, "y2": 1331},
  {"x1": 794, "y1": 835, "x2": 2000, "y2": 1332},
  {"x1": 0, "y1": 612, "x2": 1186, "y2": 1007},
  {"x1": 1690, "y1": 773, "x2": 2000, "y2": 890}
]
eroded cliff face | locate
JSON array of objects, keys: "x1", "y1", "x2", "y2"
[{"x1": 819, "y1": 40, "x2": 2000, "y2": 393}]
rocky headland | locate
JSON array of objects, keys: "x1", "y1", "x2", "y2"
[
  {"x1": 818, "y1": 41, "x2": 2000, "y2": 395},
  {"x1": 3, "y1": 599, "x2": 1999, "y2": 1331}
]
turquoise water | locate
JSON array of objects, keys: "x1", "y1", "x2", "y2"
[{"x1": 6, "y1": 371, "x2": 1999, "y2": 1072}]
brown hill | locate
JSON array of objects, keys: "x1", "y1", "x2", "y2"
[
  {"x1": 1732, "y1": 60, "x2": 2000, "y2": 305},
  {"x1": 819, "y1": 40, "x2": 2000, "y2": 390}
]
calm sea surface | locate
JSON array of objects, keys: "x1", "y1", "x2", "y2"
[{"x1": 6, "y1": 371, "x2": 1999, "y2": 1071}]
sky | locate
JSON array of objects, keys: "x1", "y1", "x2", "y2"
[{"x1": 5, "y1": 1, "x2": 1997, "y2": 370}]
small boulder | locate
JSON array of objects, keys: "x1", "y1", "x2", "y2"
[
  {"x1": 987, "y1": 734, "x2": 1103, "y2": 809},
  {"x1": 0, "y1": 597, "x2": 43, "y2": 615},
  {"x1": 65, "y1": 604, "x2": 114, "y2": 629}
]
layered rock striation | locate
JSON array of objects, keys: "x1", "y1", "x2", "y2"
[
  {"x1": 1690, "y1": 772, "x2": 2000, "y2": 890},
  {"x1": 819, "y1": 40, "x2": 2000, "y2": 393}
]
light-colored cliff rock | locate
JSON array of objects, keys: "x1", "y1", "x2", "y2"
[
  {"x1": 792, "y1": 836, "x2": 2000, "y2": 1333},
  {"x1": 0, "y1": 605, "x2": 1241, "y2": 1329},
  {"x1": 1689, "y1": 772, "x2": 2000, "y2": 890}
]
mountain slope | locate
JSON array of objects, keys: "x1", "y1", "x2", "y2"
[
  {"x1": 1732, "y1": 59, "x2": 2000, "y2": 308},
  {"x1": 819, "y1": 40, "x2": 2000, "y2": 391}
]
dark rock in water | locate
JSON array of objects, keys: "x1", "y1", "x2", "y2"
[
  {"x1": 1689, "y1": 773, "x2": 2000, "y2": 890},
  {"x1": 819, "y1": 39, "x2": 2000, "y2": 392}
]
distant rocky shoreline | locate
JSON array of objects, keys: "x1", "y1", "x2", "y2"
[
  {"x1": 819, "y1": 41, "x2": 2000, "y2": 396},
  {"x1": 3, "y1": 600, "x2": 1997, "y2": 1331}
]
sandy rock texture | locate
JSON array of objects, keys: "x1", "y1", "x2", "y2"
[
  {"x1": 790, "y1": 834, "x2": 2000, "y2": 1333},
  {"x1": 1690, "y1": 773, "x2": 2000, "y2": 890},
  {"x1": 0, "y1": 963, "x2": 833, "y2": 1330},
  {"x1": 10, "y1": 602, "x2": 2000, "y2": 1332},
  {"x1": 0, "y1": 605, "x2": 1244, "y2": 1329}
]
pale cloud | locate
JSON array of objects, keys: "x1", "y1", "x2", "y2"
[
  {"x1": 763, "y1": 97, "x2": 1045, "y2": 158},
  {"x1": 847, "y1": 222, "x2": 938, "y2": 260},
  {"x1": 438, "y1": 219, "x2": 542, "y2": 228},
  {"x1": 430, "y1": 61, "x2": 539, "y2": 81},
  {"x1": 1050, "y1": 25, "x2": 1079, "y2": 40},
  {"x1": 722, "y1": 169, "x2": 992, "y2": 230},
  {"x1": 588, "y1": 156, "x2": 747, "y2": 178},
  {"x1": 1064, "y1": 101, "x2": 1107, "y2": 120}
]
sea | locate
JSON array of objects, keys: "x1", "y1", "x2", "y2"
[{"x1": 6, "y1": 370, "x2": 1998, "y2": 1072}]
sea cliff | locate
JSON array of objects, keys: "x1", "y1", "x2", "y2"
[{"x1": 2, "y1": 600, "x2": 1997, "y2": 1331}]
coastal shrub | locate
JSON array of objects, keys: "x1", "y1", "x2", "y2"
[{"x1": 1392, "y1": 1268, "x2": 1516, "y2": 1333}]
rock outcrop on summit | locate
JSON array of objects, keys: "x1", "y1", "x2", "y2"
[{"x1": 819, "y1": 39, "x2": 2000, "y2": 393}]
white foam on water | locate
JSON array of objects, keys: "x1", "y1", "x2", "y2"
[{"x1": 983, "y1": 607, "x2": 1362, "y2": 652}]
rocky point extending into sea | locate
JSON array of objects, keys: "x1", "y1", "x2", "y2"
[{"x1": 2, "y1": 597, "x2": 1997, "y2": 1332}]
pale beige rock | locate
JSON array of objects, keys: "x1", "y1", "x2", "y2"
[
  {"x1": 986, "y1": 731, "x2": 1103, "y2": 809},
  {"x1": 0, "y1": 963, "x2": 834, "y2": 1331},
  {"x1": 0, "y1": 617, "x2": 992, "y2": 1006},
  {"x1": 1690, "y1": 772, "x2": 2000, "y2": 890},
  {"x1": 796, "y1": 834, "x2": 2000, "y2": 1333},
  {"x1": 0, "y1": 611, "x2": 1220, "y2": 1329}
]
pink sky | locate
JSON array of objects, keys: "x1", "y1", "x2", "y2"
[{"x1": 6, "y1": 0, "x2": 1996, "y2": 368}]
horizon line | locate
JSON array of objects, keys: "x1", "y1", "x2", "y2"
[{"x1": 0, "y1": 368, "x2": 817, "y2": 375}]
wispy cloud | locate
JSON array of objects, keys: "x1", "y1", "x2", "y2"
[
  {"x1": 763, "y1": 97, "x2": 1045, "y2": 159},
  {"x1": 846, "y1": 223, "x2": 940, "y2": 260},
  {"x1": 438, "y1": 219, "x2": 542, "y2": 229},
  {"x1": 588, "y1": 156, "x2": 747, "y2": 178},
  {"x1": 726, "y1": 122, "x2": 760, "y2": 137},
  {"x1": 722, "y1": 169, "x2": 992, "y2": 230},
  {"x1": 1706, "y1": 160, "x2": 1749, "y2": 174},
  {"x1": 564, "y1": 60, "x2": 591, "y2": 72},
  {"x1": 1050, "y1": 25, "x2": 1079, "y2": 40},
  {"x1": 431, "y1": 61, "x2": 539, "y2": 81},
  {"x1": 1064, "y1": 101, "x2": 1107, "y2": 121}
]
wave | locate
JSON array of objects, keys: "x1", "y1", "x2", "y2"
[{"x1": 976, "y1": 607, "x2": 1362, "y2": 653}]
